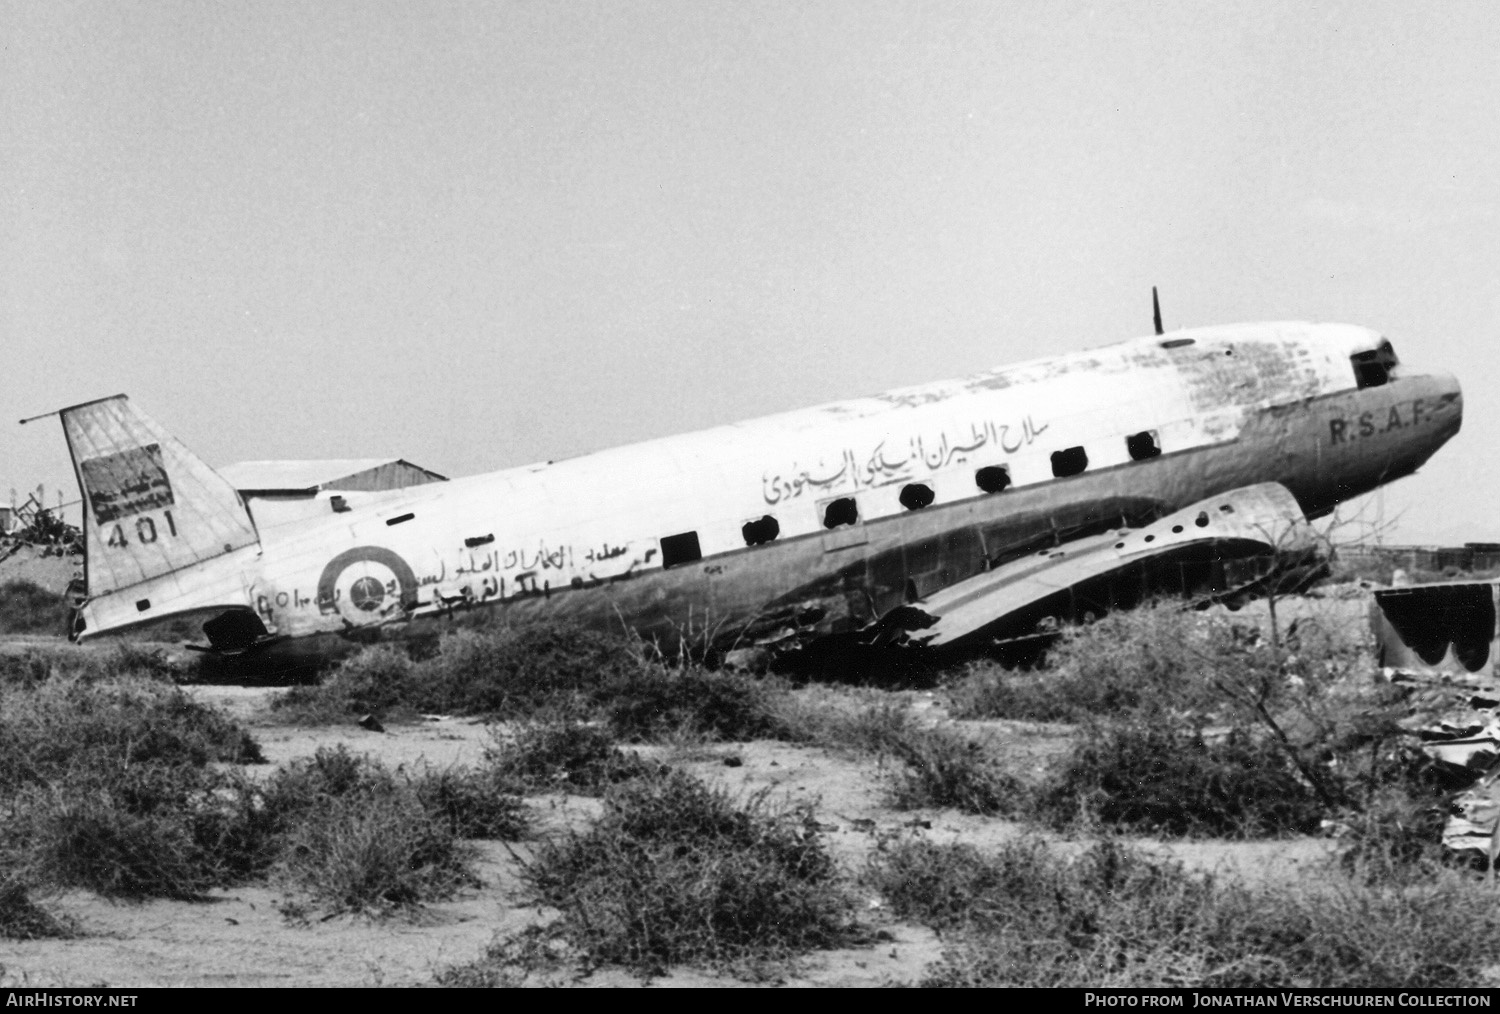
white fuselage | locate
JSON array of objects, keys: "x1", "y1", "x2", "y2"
[{"x1": 75, "y1": 321, "x2": 1462, "y2": 654}]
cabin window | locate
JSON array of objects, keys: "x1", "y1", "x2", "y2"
[
  {"x1": 659, "y1": 530, "x2": 702, "y2": 568},
  {"x1": 822, "y1": 497, "x2": 859, "y2": 529},
  {"x1": 464, "y1": 534, "x2": 495, "y2": 548},
  {"x1": 1050, "y1": 446, "x2": 1088, "y2": 478},
  {"x1": 975, "y1": 465, "x2": 1011, "y2": 494},
  {"x1": 1126, "y1": 430, "x2": 1161, "y2": 461},
  {"x1": 899, "y1": 483, "x2": 935, "y2": 510},
  {"x1": 1160, "y1": 337, "x2": 1195, "y2": 349},
  {"x1": 742, "y1": 515, "x2": 780, "y2": 546},
  {"x1": 1351, "y1": 341, "x2": 1398, "y2": 390}
]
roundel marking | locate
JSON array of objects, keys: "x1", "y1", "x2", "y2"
[
  {"x1": 317, "y1": 547, "x2": 418, "y2": 617},
  {"x1": 349, "y1": 576, "x2": 386, "y2": 612}
]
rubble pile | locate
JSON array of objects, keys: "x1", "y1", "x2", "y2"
[
  {"x1": 1389, "y1": 667, "x2": 1500, "y2": 857},
  {"x1": 0, "y1": 498, "x2": 80, "y2": 563}
]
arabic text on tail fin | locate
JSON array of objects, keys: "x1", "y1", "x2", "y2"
[{"x1": 60, "y1": 395, "x2": 260, "y2": 597}]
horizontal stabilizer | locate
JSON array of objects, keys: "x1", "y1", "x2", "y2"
[
  {"x1": 61, "y1": 395, "x2": 260, "y2": 597},
  {"x1": 906, "y1": 482, "x2": 1312, "y2": 648}
]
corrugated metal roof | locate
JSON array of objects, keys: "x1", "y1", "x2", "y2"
[{"x1": 218, "y1": 459, "x2": 442, "y2": 492}]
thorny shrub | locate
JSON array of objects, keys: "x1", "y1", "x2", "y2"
[
  {"x1": 483, "y1": 721, "x2": 660, "y2": 795},
  {"x1": 600, "y1": 663, "x2": 795, "y2": 742},
  {"x1": 272, "y1": 624, "x2": 807, "y2": 748},
  {"x1": 0, "y1": 872, "x2": 75, "y2": 940},
  {"x1": 870, "y1": 837, "x2": 1500, "y2": 987},
  {"x1": 516, "y1": 767, "x2": 859, "y2": 974},
  {"x1": 885, "y1": 724, "x2": 1026, "y2": 816},
  {"x1": 0, "y1": 579, "x2": 71, "y2": 637},
  {"x1": 272, "y1": 623, "x2": 642, "y2": 723},
  {"x1": 1035, "y1": 720, "x2": 1327, "y2": 838}
]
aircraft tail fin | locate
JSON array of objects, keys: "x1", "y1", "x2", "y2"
[{"x1": 60, "y1": 395, "x2": 260, "y2": 597}]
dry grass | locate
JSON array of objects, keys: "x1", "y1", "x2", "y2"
[
  {"x1": 1035, "y1": 720, "x2": 1327, "y2": 838},
  {"x1": 501, "y1": 767, "x2": 859, "y2": 975},
  {"x1": 0, "y1": 874, "x2": 75, "y2": 940},
  {"x1": 483, "y1": 720, "x2": 661, "y2": 795},
  {"x1": 871, "y1": 836, "x2": 1500, "y2": 987},
  {"x1": 0, "y1": 580, "x2": 71, "y2": 636}
]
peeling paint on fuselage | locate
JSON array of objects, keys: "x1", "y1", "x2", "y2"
[{"x1": 75, "y1": 320, "x2": 1463, "y2": 657}]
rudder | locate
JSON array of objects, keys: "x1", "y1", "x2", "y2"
[{"x1": 60, "y1": 395, "x2": 260, "y2": 597}]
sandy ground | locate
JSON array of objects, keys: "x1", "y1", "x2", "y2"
[
  {"x1": 3, "y1": 686, "x2": 950, "y2": 988},
  {"x1": 1, "y1": 679, "x2": 1337, "y2": 988}
]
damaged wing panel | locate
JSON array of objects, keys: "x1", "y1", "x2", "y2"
[{"x1": 901, "y1": 482, "x2": 1313, "y2": 648}]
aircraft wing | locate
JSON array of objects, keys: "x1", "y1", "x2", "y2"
[{"x1": 899, "y1": 482, "x2": 1315, "y2": 648}]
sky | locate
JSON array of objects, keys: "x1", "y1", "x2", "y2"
[{"x1": 4, "y1": 0, "x2": 1497, "y2": 543}]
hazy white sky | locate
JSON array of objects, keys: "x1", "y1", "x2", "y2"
[{"x1": 4, "y1": 1, "x2": 1497, "y2": 542}]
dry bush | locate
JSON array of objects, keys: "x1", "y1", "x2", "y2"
[
  {"x1": 411, "y1": 765, "x2": 530, "y2": 840},
  {"x1": 1036, "y1": 720, "x2": 1327, "y2": 838},
  {"x1": 0, "y1": 671, "x2": 273, "y2": 899},
  {"x1": 271, "y1": 644, "x2": 418, "y2": 724},
  {"x1": 782, "y1": 699, "x2": 1023, "y2": 815},
  {"x1": 1, "y1": 678, "x2": 519, "y2": 906},
  {"x1": 872, "y1": 837, "x2": 1500, "y2": 987},
  {"x1": 417, "y1": 624, "x2": 638, "y2": 718},
  {"x1": 600, "y1": 663, "x2": 795, "y2": 742},
  {"x1": 272, "y1": 623, "x2": 643, "y2": 723},
  {"x1": 0, "y1": 580, "x2": 71, "y2": 636},
  {"x1": 0, "y1": 873, "x2": 75, "y2": 940},
  {"x1": 264, "y1": 745, "x2": 527, "y2": 843},
  {"x1": 885, "y1": 725, "x2": 1026, "y2": 816},
  {"x1": 778, "y1": 697, "x2": 920, "y2": 754},
  {"x1": 947, "y1": 598, "x2": 1406, "y2": 840},
  {"x1": 872, "y1": 837, "x2": 1225, "y2": 986},
  {"x1": 517, "y1": 767, "x2": 859, "y2": 974},
  {"x1": 946, "y1": 602, "x2": 1231, "y2": 723},
  {"x1": 263, "y1": 747, "x2": 522, "y2": 915},
  {"x1": 0, "y1": 677, "x2": 261, "y2": 793},
  {"x1": 0, "y1": 647, "x2": 60, "y2": 690},
  {"x1": 11, "y1": 775, "x2": 264, "y2": 900},
  {"x1": 274, "y1": 626, "x2": 808, "y2": 750},
  {"x1": 278, "y1": 791, "x2": 477, "y2": 915},
  {"x1": 484, "y1": 721, "x2": 659, "y2": 796},
  {"x1": 434, "y1": 929, "x2": 569, "y2": 987},
  {"x1": 0, "y1": 642, "x2": 190, "y2": 692},
  {"x1": 97, "y1": 643, "x2": 191, "y2": 683}
]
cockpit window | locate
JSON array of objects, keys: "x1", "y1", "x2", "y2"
[{"x1": 1351, "y1": 340, "x2": 1398, "y2": 390}]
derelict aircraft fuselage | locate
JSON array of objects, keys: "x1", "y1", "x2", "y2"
[{"x1": 55, "y1": 320, "x2": 1461, "y2": 661}]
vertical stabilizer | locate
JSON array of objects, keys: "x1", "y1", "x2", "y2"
[{"x1": 61, "y1": 395, "x2": 260, "y2": 596}]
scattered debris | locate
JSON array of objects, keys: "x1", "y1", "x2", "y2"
[
  {"x1": 1382, "y1": 665, "x2": 1500, "y2": 856},
  {"x1": 0, "y1": 491, "x2": 81, "y2": 563}
]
